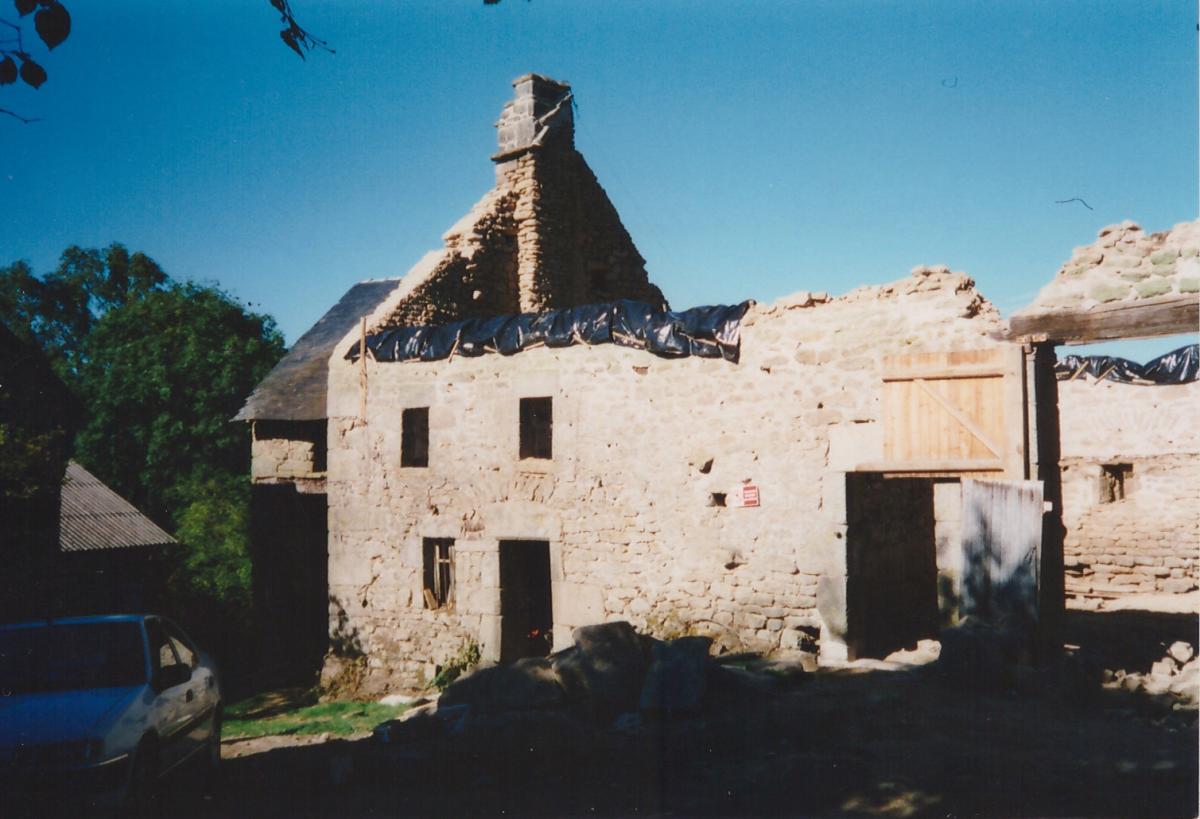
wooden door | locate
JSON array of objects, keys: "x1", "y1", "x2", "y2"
[
  {"x1": 875, "y1": 347, "x2": 1028, "y2": 478},
  {"x1": 960, "y1": 478, "x2": 1044, "y2": 625}
]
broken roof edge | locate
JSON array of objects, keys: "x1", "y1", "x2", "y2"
[{"x1": 752, "y1": 263, "x2": 1002, "y2": 325}]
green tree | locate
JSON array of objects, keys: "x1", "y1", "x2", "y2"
[
  {"x1": 0, "y1": 244, "x2": 167, "y2": 387},
  {"x1": 74, "y1": 280, "x2": 283, "y2": 525}
]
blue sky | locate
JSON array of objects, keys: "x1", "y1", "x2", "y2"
[{"x1": 1, "y1": 1, "x2": 1196, "y2": 358}]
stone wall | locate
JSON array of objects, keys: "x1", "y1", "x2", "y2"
[
  {"x1": 1025, "y1": 219, "x2": 1199, "y2": 313},
  {"x1": 323, "y1": 267, "x2": 1003, "y2": 693},
  {"x1": 1058, "y1": 378, "x2": 1200, "y2": 601},
  {"x1": 370, "y1": 75, "x2": 664, "y2": 334},
  {"x1": 251, "y1": 420, "x2": 326, "y2": 483}
]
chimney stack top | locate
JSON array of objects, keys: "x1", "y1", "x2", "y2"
[{"x1": 494, "y1": 73, "x2": 574, "y2": 161}]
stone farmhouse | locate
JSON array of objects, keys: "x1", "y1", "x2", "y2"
[{"x1": 238, "y1": 75, "x2": 1199, "y2": 693}]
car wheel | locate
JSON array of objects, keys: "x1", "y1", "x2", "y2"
[{"x1": 124, "y1": 738, "x2": 159, "y2": 815}]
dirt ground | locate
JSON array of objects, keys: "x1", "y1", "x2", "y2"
[{"x1": 134, "y1": 607, "x2": 1197, "y2": 818}]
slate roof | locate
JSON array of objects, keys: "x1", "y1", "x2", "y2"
[
  {"x1": 59, "y1": 462, "x2": 176, "y2": 553},
  {"x1": 234, "y1": 280, "x2": 401, "y2": 422}
]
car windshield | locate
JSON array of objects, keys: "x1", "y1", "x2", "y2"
[{"x1": 0, "y1": 622, "x2": 146, "y2": 694}]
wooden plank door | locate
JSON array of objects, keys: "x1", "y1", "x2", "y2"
[
  {"x1": 870, "y1": 347, "x2": 1028, "y2": 478},
  {"x1": 960, "y1": 478, "x2": 1044, "y2": 626}
]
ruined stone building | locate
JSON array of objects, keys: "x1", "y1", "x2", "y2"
[
  {"x1": 239, "y1": 75, "x2": 1198, "y2": 692},
  {"x1": 1012, "y1": 220, "x2": 1200, "y2": 603}
]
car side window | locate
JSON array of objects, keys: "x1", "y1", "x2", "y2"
[
  {"x1": 145, "y1": 619, "x2": 179, "y2": 672},
  {"x1": 163, "y1": 623, "x2": 197, "y2": 669}
]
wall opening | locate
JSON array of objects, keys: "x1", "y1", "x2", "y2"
[
  {"x1": 422, "y1": 538, "x2": 455, "y2": 609},
  {"x1": 401, "y1": 407, "x2": 430, "y2": 468},
  {"x1": 249, "y1": 483, "x2": 328, "y2": 684},
  {"x1": 519, "y1": 397, "x2": 553, "y2": 460},
  {"x1": 498, "y1": 539, "x2": 553, "y2": 662},
  {"x1": 845, "y1": 473, "x2": 939, "y2": 659},
  {"x1": 1099, "y1": 463, "x2": 1132, "y2": 503}
]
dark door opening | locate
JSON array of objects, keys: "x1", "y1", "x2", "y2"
[
  {"x1": 498, "y1": 539, "x2": 553, "y2": 662},
  {"x1": 845, "y1": 473, "x2": 938, "y2": 659}
]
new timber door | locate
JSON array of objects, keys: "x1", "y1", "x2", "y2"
[
  {"x1": 498, "y1": 540, "x2": 553, "y2": 662},
  {"x1": 874, "y1": 347, "x2": 1029, "y2": 478}
]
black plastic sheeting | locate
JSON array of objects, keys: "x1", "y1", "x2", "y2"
[
  {"x1": 350, "y1": 300, "x2": 754, "y2": 365},
  {"x1": 1055, "y1": 344, "x2": 1199, "y2": 385}
]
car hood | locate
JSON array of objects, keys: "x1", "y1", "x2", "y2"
[{"x1": 0, "y1": 687, "x2": 143, "y2": 746}]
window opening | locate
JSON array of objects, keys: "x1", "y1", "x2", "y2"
[
  {"x1": 1100, "y1": 463, "x2": 1132, "y2": 503},
  {"x1": 423, "y1": 538, "x2": 455, "y2": 609},
  {"x1": 519, "y1": 397, "x2": 553, "y2": 460},
  {"x1": 402, "y1": 407, "x2": 430, "y2": 467}
]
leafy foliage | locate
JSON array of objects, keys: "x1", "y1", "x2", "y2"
[
  {"x1": 431, "y1": 640, "x2": 482, "y2": 691},
  {"x1": 0, "y1": 1, "x2": 68, "y2": 95},
  {"x1": 269, "y1": 0, "x2": 331, "y2": 60},
  {"x1": 73, "y1": 280, "x2": 283, "y2": 525},
  {"x1": 0, "y1": 245, "x2": 168, "y2": 387}
]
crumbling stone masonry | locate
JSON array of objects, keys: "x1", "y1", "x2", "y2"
[
  {"x1": 1059, "y1": 378, "x2": 1200, "y2": 602},
  {"x1": 324, "y1": 265, "x2": 1004, "y2": 693}
]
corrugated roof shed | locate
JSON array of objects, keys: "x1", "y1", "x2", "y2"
[
  {"x1": 59, "y1": 462, "x2": 175, "y2": 552},
  {"x1": 234, "y1": 280, "x2": 400, "y2": 422}
]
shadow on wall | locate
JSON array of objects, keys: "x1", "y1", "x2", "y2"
[{"x1": 328, "y1": 594, "x2": 364, "y2": 659}]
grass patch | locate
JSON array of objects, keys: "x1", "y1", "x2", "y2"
[{"x1": 224, "y1": 689, "x2": 409, "y2": 739}]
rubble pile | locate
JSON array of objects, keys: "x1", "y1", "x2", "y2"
[
  {"x1": 1103, "y1": 640, "x2": 1199, "y2": 708},
  {"x1": 371, "y1": 621, "x2": 807, "y2": 753}
]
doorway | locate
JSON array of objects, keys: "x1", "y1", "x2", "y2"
[
  {"x1": 845, "y1": 473, "x2": 939, "y2": 659},
  {"x1": 498, "y1": 540, "x2": 554, "y2": 662}
]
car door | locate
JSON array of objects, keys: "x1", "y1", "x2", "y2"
[
  {"x1": 162, "y1": 621, "x2": 216, "y2": 759},
  {"x1": 144, "y1": 618, "x2": 193, "y2": 772}
]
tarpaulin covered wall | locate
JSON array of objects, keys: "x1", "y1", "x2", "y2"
[
  {"x1": 1055, "y1": 344, "x2": 1199, "y2": 385},
  {"x1": 347, "y1": 300, "x2": 753, "y2": 365}
]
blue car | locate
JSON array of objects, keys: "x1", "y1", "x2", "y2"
[{"x1": 0, "y1": 614, "x2": 222, "y2": 810}]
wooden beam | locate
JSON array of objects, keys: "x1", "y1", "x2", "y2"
[
  {"x1": 855, "y1": 458, "x2": 1005, "y2": 473},
  {"x1": 882, "y1": 365, "x2": 1008, "y2": 382},
  {"x1": 1004, "y1": 293, "x2": 1199, "y2": 344}
]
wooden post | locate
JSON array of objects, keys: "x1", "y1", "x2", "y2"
[{"x1": 1031, "y1": 341, "x2": 1065, "y2": 660}]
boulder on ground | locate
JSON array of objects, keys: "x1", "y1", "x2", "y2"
[
  {"x1": 439, "y1": 656, "x2": 565, "y2": 713},
  {"x1": 552, "y1": 621, "x2": 649, "y2": 721},
  {"x1": 640, "y1": 636, "x2": 712, "y2": 716},
  {"x1": 1167, "y1": 641, "x2": 1195, "y2": 666}
]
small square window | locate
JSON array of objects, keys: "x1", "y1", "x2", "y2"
[
  {"x1": 422, "y1": 538, "x2": 454, "y2": 609},
  {"x1": 401, "y1": 407, "x2": 429, "y2": 468},
  {"x1": 1100, "y1": 463, "x2": 1132, "y2": 503},
  {"x1": 519, "y1": 397, "x2": 553, "y2": 460}
]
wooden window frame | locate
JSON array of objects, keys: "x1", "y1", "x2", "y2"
[{"x1": 422, "y1": 538, "x2": 455, "y2": 609}]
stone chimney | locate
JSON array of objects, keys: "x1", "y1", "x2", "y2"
[{"x1": 493, "y1": 73, "x2": 574, "y2": 161}]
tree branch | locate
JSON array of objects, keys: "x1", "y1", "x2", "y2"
[{"x1": 0, "y1": 107, "x2": 40, "y2": 123}]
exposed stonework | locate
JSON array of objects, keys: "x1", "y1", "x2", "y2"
[
  {"x1": 323, "y1": 266, "x2": 1003, "y2": 693},
  {"x1": 251, "y1": 420, "x2": 326, "y2": 487},
  {"x1": 1026, "y1": 219, "x2": 1200, "y2": 312},
  {"x1": 367, "y1": 74, "x2": 664, "y2": 334},
  {"x1": 1059, "y1": 378, "x2": 1200, "y2": 602}
]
